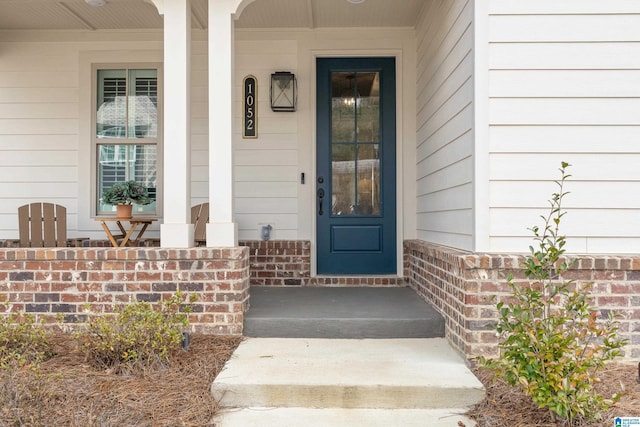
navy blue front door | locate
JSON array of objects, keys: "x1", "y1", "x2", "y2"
[{"x1": 316, "y1": 57, "x2": 396, "y2": 275}]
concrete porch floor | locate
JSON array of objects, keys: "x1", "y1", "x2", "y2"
[{"x1": 244, "y1": 286, "x2": 446, "y2": 339}]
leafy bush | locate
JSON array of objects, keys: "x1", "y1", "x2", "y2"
[
  {"x1": 77, "y1": 292, "x2": 193, "y2": 373},
  {"x1": 479, "y1": 162, "x2": 627, "y2": 424},
  {"x1": 0, "y1": 305, "x2": 53, "y2": 369}
]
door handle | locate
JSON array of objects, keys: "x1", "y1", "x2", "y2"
[{"x1": 317, "y1": 188, "x2": 325, "y2": 215}]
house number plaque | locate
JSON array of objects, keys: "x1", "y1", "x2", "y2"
[{"x1": 243, "y1": 75, "x2": 257, "y2": 138}]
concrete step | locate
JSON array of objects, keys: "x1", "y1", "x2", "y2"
[
  {"x1": 211, "y1": 338, "x2": 484, "y2": 410},
  {"x1": 212, "y1": 407, "x2": 477, "y2": 427},
  {"x1": 244, "y1": 286, "x2": 445, "y2": 339}
]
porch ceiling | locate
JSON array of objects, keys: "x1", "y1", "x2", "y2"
[{"x1": 0, "y1": 0, "x2": 425, "y2": 31}]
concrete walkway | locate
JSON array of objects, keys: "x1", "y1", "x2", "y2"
[
  {"x1": 213, "y1": 408, "x2": 475, "y2": 426},
  {"x1": 211, "y1": 338, "x2": 484, "y2": 426}
]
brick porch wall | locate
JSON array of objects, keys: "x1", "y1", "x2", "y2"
[
  {"x1": 241, "y1": 240, "x2": 406, "y2": 286},
  {"x1": 404, "y1": 239, "x2": 640, "y2": 362},
  {"x1": 0, "y1": 247, "x2": 250, "y2": 335},
  {"x1": 241, "y1": 240, "x2": 311, "y2": 286}
]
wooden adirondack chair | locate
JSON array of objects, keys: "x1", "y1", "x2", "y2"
[
  {"x1": 191, "y1": 202, "x2": 209, "y2": 246},
  {"x1": 18, "y1": 202, "x2": 69, "y2": 247}
]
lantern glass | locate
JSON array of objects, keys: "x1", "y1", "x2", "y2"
[{"x1": 270, "y1": 72, "x2": 297, "y2": 112}]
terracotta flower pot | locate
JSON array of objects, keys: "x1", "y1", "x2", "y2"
[{"x1": 116, "y1": 204, "x2": 133, "y2": 219}]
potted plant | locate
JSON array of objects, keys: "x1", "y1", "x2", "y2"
[{"x1": 102, "y1": 180, "x2": 152, "y2": 219}]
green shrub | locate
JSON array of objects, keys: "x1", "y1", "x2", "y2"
[
  {"x1": 0, "y1": 305, "x2": 53, "y2": 369},
  {"x1": 77, "y1": 292, "x2": 193, "y2": 373},
  {"x1": 479, "y1": 162, "x2": 627, "y2": 424}
]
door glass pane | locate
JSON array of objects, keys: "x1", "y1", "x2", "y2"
[
  {"x1": 356, "y1": 72, "x2": 380, "y2": 143},
  {"x1": 331, "y1": 144, "x2": 355, "y2": 215},
  {"x1": 330, "y1": 71, "x2": 383, "y2": 217},
  {"x1": 357, "y1": 144, "x2": 380, "y2": 215},
  {"x1": 331, "y1": 72, "x2": 356, "y2": 143}
]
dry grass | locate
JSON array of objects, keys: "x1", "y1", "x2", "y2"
[
  {"x1": 467, "y1": 363, "x2": 640, "y2": 427},
  {"x1": 0, "y1": 333, "x2": 242, "y2": 427}
]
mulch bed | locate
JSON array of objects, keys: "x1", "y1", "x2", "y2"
[
  {"x1": 3, "y1": 333, "x2": 639, "y2": 426},
  {"x1": 0, "y1": 333, "x2": 242, "y2": 426},
  {"x1": 467, "y1": 363, "x2": 640, "y2": 426}
]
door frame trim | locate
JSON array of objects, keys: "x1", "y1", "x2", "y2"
[{"x1": 309, "y1": 50, "x2": 405, "y2": 277}]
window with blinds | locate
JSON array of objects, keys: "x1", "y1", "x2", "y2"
[{"x1": 95, "y1": 67, "x2": 159, "y2": 215}]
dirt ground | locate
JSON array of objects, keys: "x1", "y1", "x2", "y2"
[
  {"x1": 467, "y1": 362, "x2": 640, "y2": 427},
  {"x1": 0, "y1": 333, "x2": 242, "y2": 427}
]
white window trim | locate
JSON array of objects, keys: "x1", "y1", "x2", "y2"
[{"x1": 90, "y1": 62, "x2": 164, "y2": 218}]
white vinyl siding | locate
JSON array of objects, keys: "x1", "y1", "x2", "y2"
[
  {"x1": 415, "y1": 0, "x2": 475, "y2": 250},
  {"x1": 232, "y1": 30, "x2": 415, "y2": 242},
  {"x1": 0, "y1": 43, "x2": 81, "y2": 235},
  {"x1": 0, "y1": 32, "x2": 166, "y2": 239},
  {"x1": 234, "y1": 39, "x2": 299, "y2": 241},
  {"x1": 0, "y1": 27, "x2": 416, "y2": 244},
  {"x1": 487, "y1": 1, "x2": 640, "y2": 253}
]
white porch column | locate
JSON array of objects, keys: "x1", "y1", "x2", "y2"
[
  {"x1": 206, "y1": 0, "x2": 241, "y2": 247},
  {"x1": 160, "y1": 0, "x2": 194, "y2": 247}
]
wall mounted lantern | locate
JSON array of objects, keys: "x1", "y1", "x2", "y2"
[{"x1": 270, "y1": 71, "x2": 297, "y2": 112}]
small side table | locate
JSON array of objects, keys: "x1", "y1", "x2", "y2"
[{"x1": 96, "y1": 217, "x2": 156, "y2": 248}]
